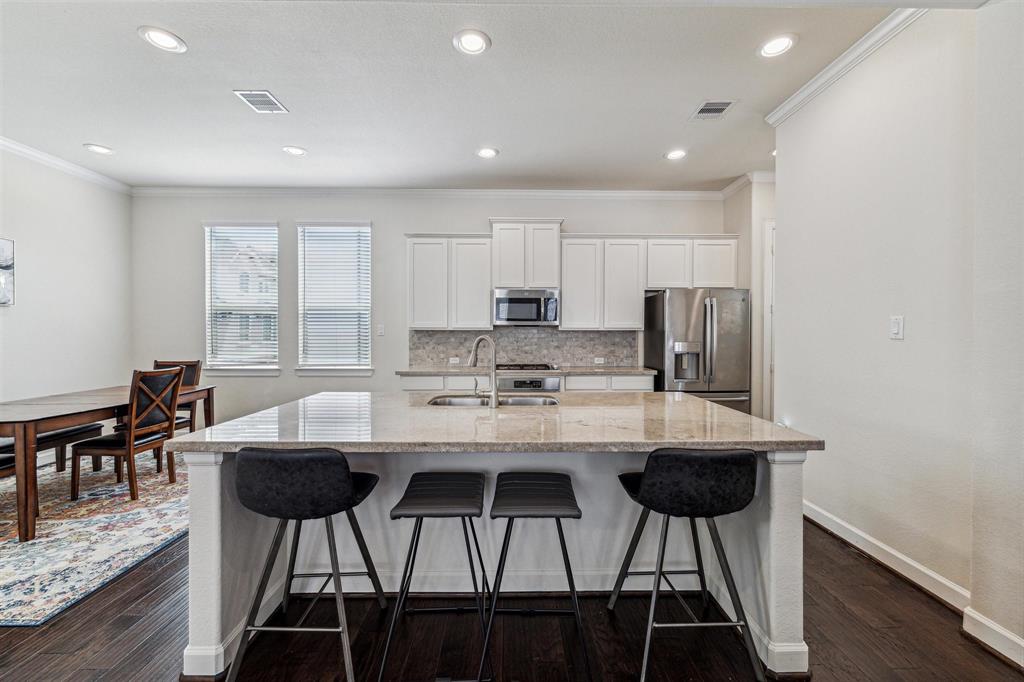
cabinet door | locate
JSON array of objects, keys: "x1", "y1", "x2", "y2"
[
  {"x1": 492, "y1": 223, "x2": 525, "y2": 288},
  {"x1": 603, "y1": 239, "x2": 645, "y2": 329},
  {"x1": 646, "y1": 239, "x2": 693, "y2": 288},
  {"x1": 693, "y1": 239, "x2": 738, "y2": 288},
  {"x1": 407, "y1": 238, "x2": 448, "y2": 329},
  {"x1": 560, "y1": 239, "x2": 603, "y2": 329},
  {"x1": 525, "y1": 223, "x2": 561, "y2": 287},
  {"x1": 450, "y1": 238, "x2": 493, "y2": 329}
]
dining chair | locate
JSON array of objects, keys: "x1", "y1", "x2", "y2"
[
  {"x1": 153, "y1": 360, "x2": 203, "y2": 432},
  {"x1": 69, "y1": 367, "x2": 184, "y2": 501}
]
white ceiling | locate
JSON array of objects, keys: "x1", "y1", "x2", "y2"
[{"x1": 0, "y1": 2, "x2": 891, "y2": 190}]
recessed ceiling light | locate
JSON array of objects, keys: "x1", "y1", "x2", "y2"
[
  {"x1": 282, "y1": 146, "x2": 307, "y2": 157},
  {"x1": 477, "y1": 147, "x2": 499, "y2": 159},
  {"x1": 760, "y1": 34, "x2": 797, "y2": 58},
  {"x1": 771, "y1": 149, "x2": 777, "y2": 157},
  {"x1": 453, "y1": 29, "x2": 491, "y2": 55},
  {"x1": 137, "y1": 26, "x2": 188, "y2": 54},
  {"x1": 83, "y1": 143, "x2": 114, "y2": 155},
  {"x1": 664, "y1": 149, "x2": 687, "y2": 161}
]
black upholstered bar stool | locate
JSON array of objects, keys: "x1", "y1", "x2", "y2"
[
  {"x1": 378, "y1": 472, "x2": 490, "y2": 682},
  {"x1": 477, "y1": 472, "x2": 591, "y2": 682},
  {"x1": 607, "y1": 448, "x2": 765, "y2": 682},
  {"x1": 227, "y1": 447, "x2": 385, "y2": 682}
]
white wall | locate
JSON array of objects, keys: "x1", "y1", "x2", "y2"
[
  {"x1": 966, "y1": 0, "x2": 1024, "y2": 662},
  {"x1": 0, "y1": 150, "x2": 133, "y2": 401},
  {"x1": 130, "y1": 189, "x2": 723, "y2": 420},
  {"x1": 774, "y1": 9, "x2": 975, "y2": 591}
]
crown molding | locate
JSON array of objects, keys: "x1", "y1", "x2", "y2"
[
  {"x1": 130, "y1": 186, "x2": 724, "y2": 200},
  {"x1": 765, "y1": 8, "x2": 929, "y2": 128},
  {"x1": 721, "y1": 175, "x2": 750, "y2": 199},
  {"x1": 0, "y1": 137, "x2": 130, "y2": 194},
  {"x1": 747, "y1": 171, "x2": 775, "y2": 184}
]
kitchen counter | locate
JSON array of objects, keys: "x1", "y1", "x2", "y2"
[
  {"x1": 172, "y1": 391, "x2": 822, "y2": 679},
  {"x1": 394, "y1": 365, "x2": 656, "y2": 376},
  {"x1": 167, "y1": 390, "x2": 820, "y2": 454}
]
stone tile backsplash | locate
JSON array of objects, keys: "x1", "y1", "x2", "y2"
[{"x1": 408, "y1": 328, "x2": 638, "y2": 367}]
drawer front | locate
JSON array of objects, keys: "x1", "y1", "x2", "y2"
[
  {"x1": 445, "y1": 375, "x2": 490, "y2": 391},
  {"x1": 564, "y1": 375, "x2": 610, "y2": 391},
  {"x1": 610, "y1": 375, "x2": 654, "y2": 391},
  {"x1": 399, "y1": 376, "x2": 445, "y2": 391}
]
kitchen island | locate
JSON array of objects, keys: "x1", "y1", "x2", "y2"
[{"x1": 166, "y1": 391, "x2": 823, "y2": 679}]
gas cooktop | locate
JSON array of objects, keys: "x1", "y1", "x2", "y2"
[{"x1": 495, "y1": 363, "x2": 553, "y2": 371}]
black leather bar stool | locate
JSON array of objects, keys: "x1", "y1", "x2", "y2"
[
  {"x1": 378, "y1": 472, "x2": 490, "y2": 682},
  {"x1": 227, "y1": 447, "x2": 385, "y2": 682},
  {"x1": 477, "y1": 472, "x2": 591, "y2": 682},
  {"x1": 607, "y1": 448, "x2": 764, "y2": 682}
]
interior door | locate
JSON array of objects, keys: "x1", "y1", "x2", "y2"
[{"x1": 707, "y1": 288, "x2": 751, "y2": 393}]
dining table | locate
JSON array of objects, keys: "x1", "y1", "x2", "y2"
[{"x1": 0, "y1": 384, "x2": 215, "y2": 542}]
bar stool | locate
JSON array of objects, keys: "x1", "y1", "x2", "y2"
[
  {"x1": 477, "y1": 472, "x2": 591, "y2": 682},
  {"x1": 606, "y1": 448, "x2": 764, "y2": 682},
  {"x1": 378, "y1": 472, "x2": 490, "y2": 682},
  {"x1": 227, "y1": 447, "x2": 385, "y2": 682}
]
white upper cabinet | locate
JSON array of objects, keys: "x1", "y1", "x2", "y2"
[
  {"x1": 407, "y1": 238, "x2": 448, "y2": 329},
  {"x1": 646, "y1": 239, "x2": 693, "y2": 288},
  {"x1": 602, "y1": 239, "x2": 646, "y2": 329},
  {"x1": 491, "y1": 220, "x2": 562, "y2": 288},
  {"x1": 693, "y1": 239, "x2": 738, "y2": 288},
  {"x1": 525, "y1": 223, "x2": 561, "y2": 287},
  {"x1": 491, "y1": 223, "x2": 526, "y2": 287},
  {"x1": 560, "y1": 239, "x2": 603, "y2": 329},
  {"x1": 449, "y1": 238, "x2": 492, "y2": 329}
]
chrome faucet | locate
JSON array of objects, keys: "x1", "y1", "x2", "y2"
[{"x1": 468, "y1": 335, "x2": 499, "y2": 408}]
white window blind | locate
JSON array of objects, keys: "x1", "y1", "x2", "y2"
[
  {"x1": 204, "y1": 224, "x2": 279, "y2": 368},
  {"x1": 298, "y1": 223, "x2": 372, "y2": 368}
]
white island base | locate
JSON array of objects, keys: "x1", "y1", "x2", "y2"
[{"x1": 180, "y1": 449, "x2": 809, "y2": 679}]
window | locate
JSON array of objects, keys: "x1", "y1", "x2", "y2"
[
  {"x1": 298, "y1": 222, "x2": 372, "y2": 368},
  {"x1": 204, "y1": 224, "x2": 279, "y2": 368}
]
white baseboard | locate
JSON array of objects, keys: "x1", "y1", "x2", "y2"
[
  {"x1": 963, "y1": 607, "x2": 1024, "y2": 669},
  {"x1": 803, "y1": 500, "x2": 971, "y2": 611}
]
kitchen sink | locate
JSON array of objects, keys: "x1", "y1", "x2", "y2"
[{"x1": 427, "y1": 395, "x2": 559, "y2": 406}]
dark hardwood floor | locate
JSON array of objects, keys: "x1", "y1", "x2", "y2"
[{"x1": 0, "y1": 521, "x2": 1019, "y2": 681}]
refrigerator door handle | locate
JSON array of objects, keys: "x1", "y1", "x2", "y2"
[
  {"x1": 710, "y1": 297, "x2": 719, "y2": 383},
  {"x1": 703, "y1": 297, "x2": 712, "y2": 382}
]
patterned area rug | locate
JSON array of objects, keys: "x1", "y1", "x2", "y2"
[{"x1": 0, "y1": 454, "x2": 188, "y2": 625}]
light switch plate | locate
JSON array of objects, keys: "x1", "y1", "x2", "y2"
[
  {"x1": 593, "y1": 357, "x2": 605, "y2": 364},
  {"x1": 889, "y1": 315, "x2": 905, "y2": 340},
  {"x1": 376, "y1": 324, "x2": 385, "y2": 336},
  {"x1": 448, "y1": 357, "x2": 461, "y2": 365}
]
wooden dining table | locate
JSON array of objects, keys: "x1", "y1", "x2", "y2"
[{"x1": 0, "y1": 384, "x2": 215, "y2": 542}]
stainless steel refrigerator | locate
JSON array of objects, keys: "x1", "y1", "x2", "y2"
[{"x1": 644, "y1": 288, "x2": 751, "y2": 413}]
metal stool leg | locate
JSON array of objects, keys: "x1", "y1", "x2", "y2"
[
  {"x1": 346, "y1": 508, "x2": 387, "y2": 609},
  {"x1": 477, "y1": 518, "x2": 514, "y2": 682},
  {"x1": 689, "y1": 517, "x2": 709, "y2": 608},
  {"x1": 640, "y1": 514, "x2": 670, "y2": 682},
  {"x1": 283, "y1": 519, "x2": 302, "y2": 616},
  {"x1": 468, "y1": 516, "x2": 491, "y2": 601},
  {"x1": 325, "y1": 516, "x2": 356, "y2": 682},
  {"x1": 556, "y1": 518, "x2": 593, "y2": 681},
  {"x1": 226, "y1": 519, "x2": 288, "y2": 682},
  {"x1": 607, "y1": 506, "x2": 651, "y2": 611},
  {"x1": 377, "y1": 518, "x2": 423, "y2": 682},
  {"x1": 706, "y1": 518, "x2": 766, "y2": 682}
]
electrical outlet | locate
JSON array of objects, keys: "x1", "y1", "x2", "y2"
[
  {"x1": 889, "y1": 315, "x2": 905, "y2": 341},
  {"x1": 448, "y1": 357, "x2": 461, "y2": 365},
  {"x1": 376, "y1": 324, "x2": 385, "y2": 337},
  {"x1": 593, "y1": 357, "x2": 605, "y2": 365}
]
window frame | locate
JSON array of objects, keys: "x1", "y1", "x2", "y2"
[
  {"x1": 203, "y1": 221, "x2": 281, "y2": 374},
  {"x1": 295, "y1": 220, "x2": 373, "y2": 375}
]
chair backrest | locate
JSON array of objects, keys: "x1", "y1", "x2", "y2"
[
  {"x1": 637, "y1": 448, "x2": 757, "y2": 518},
  {"x1": 128, "y1": 367, "x2": 184, "y2": 438},
  {"x1": 153, "y1": 360, "x2": 202, "y2": 388},
  {"x1": 235, "y1": 447, "x2": 360, "y2": 520}
]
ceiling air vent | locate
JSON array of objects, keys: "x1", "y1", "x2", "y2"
[
  {"x1": 233, "y1": 90, "x2": 289, "y2": 114},
  {"x1": 691, "y1": 100, "x2": 734, "y2": 121}
]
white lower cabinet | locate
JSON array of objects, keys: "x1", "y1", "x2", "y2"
[
  {"x1": 399, "y1": 375, "x2": 491, "y2": 391},
  {"x1": 564, "y1": 375, "x2": 654, "y2": 391}
]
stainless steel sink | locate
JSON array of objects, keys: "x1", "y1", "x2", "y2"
[{"x1": 427, "y1": 395, "x2": 559, "y2": 406}]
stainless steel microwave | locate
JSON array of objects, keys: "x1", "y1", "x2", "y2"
[{"x1": 493, "y1": 288, "x2": 559, "y2": 326}]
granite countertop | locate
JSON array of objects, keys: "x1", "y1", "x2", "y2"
[
  {"x1": 167, "y1": 391, "x2": 824, "y2": 454},
  {"x1": 396, "y1": 366, "x2": 657, "y2": 376}
]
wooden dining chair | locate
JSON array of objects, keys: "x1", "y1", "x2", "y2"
[
  {"x1": 153, "y1": 360, "x2": 203, "y2": 432},
  {"x1": 70, "y1": 367, "x2": 184, "y2": 501}
]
